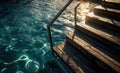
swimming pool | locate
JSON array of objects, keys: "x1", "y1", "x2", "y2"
[{"x1": 0, "y1": 0, "x2": 75, "y2": 73}]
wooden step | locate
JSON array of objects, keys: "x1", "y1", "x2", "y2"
[
  {"x1": 85, "y1": 15, "x2": 120, "y2": 32},
  {"x1": 105, "y1": 0, "x2": 120, "y2": 3},
  {"x1": 101, "y1": 1, "x2": 120, "y2": 10},
  {"x1": 94, "y1": 6, "x2": 120, "y2": 21},
  {"x1": 76, "y1": 24, "x2": 120, "y2": 50},
  {"x1": 66, "y1": 31, "x2": 120, "y2": 72},
  {"x1": 68, "y1": 30, "x2": 120, "y2": 62},
  {"x1": 95, "y1": 6, "x2": 120, "y2": 13},
  {"x1": 53, "y1": 43, "x2": 84, "y2": 73},
  {"x1": 54, "y1": 42, "x2": 107, "y2": 73},
  {"x1": 53, "y1": 43, "x2": 106, "y2": 73}
]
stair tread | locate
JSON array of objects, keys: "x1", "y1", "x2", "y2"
[
  {"x1": 94, "y1": 6, "x2": 120, "y2": 21},
  {"x1": 76, "y1": 24, "x2": 120, "y2": 46},
  {"x1": 87, "y1": 15, "x2": 120, "y2": 27},
  {"x1": 66, "y1": 30, "x2": 120, "y2": 72},
  {"x1": 53, "y1": 43, "x2": 97, "y2": 73},
  {"x1": 105, "y1": 0, "x2": 120, "y2": 3},
  {"x1": 54, "y1": 43, "x2": 84, "y2": 73},
  {"x1": 95, "y1": 6, "x2": 120, "y2": 13},
  {"x1": 101, "y1": 1, "x2": 120, "y2": 10},
  {"x1": 86, "y1": 15, "x2": 120, "y2": 38},
  {"x1": 68, "y1": 30, "x2": 120, "y2": 62}
]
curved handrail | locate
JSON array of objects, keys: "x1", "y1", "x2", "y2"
[{"x1": 47, "y1": 0, "x2": 73, "y2": 55}]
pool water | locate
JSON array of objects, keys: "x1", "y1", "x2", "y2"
[{"x1": 0, "y1": 0, "x2": 75, "y2": 73}]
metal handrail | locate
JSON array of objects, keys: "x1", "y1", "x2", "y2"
[
  {"x1": 47, "y1": 0, "x2": 73, "y2": 55},
  {"x1": 74, "y1": 0, "x2": 83, "y2": 28}
]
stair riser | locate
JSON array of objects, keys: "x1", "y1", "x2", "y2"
[
  {"x1": 85, "y1": 16, "x2": 120, "y2": 31},
  {"x1": 101, "y1": 2, "x2": 120, "y2": 10},
  {"x1": 66, "y1": 37, "x2": 117, "y2": 73},
  {"x1": 94, "y1": 9, "x2": 120, "y2": 21},
  {"x1": 76, "y1": 25, "x2": 120, "y2": 50}
]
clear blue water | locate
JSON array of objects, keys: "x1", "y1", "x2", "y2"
[{"x1": 0, "y1": 0, "x2": 75, "y2": 73}]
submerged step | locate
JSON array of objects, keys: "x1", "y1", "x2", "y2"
[
  {"x1": 66, "y1": 30, "x2": 120, "y2": 72},
  {"x1": 94, "y1": 6, "x2": 120, "y2": 21},
  {"x1": 76, "y1": 24, "x2": 120, "y2": 50}
]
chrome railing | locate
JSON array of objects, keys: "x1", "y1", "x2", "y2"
[{"x1": 47, "y1": 0, "x2": 73, "y2": 55}]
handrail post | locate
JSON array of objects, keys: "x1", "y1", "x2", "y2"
[
  {"x1": 47, "y1": 0, "x2": 73, "y2": 56},
  {"x1": 47, "y1": 25, "x2": 54, "y2": 55}
]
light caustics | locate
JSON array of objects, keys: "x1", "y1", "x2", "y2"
[
  {"x1": 0, "y1": 0, "x2": 97, "y2": 73},
  {"x1": 0, "y1": 0, "x2": 70, "y2": 73},
  {"x1": 76, "y1": 2, "x2": 96, "y2": 23}
]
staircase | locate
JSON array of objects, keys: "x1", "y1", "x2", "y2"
[{"x1": 53, "y1": 1, "x2": 120, "y2": 73}]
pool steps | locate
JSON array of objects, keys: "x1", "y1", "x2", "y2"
[{"x1": 53, "y1": 1, "x2": 120, "y2": 73}]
